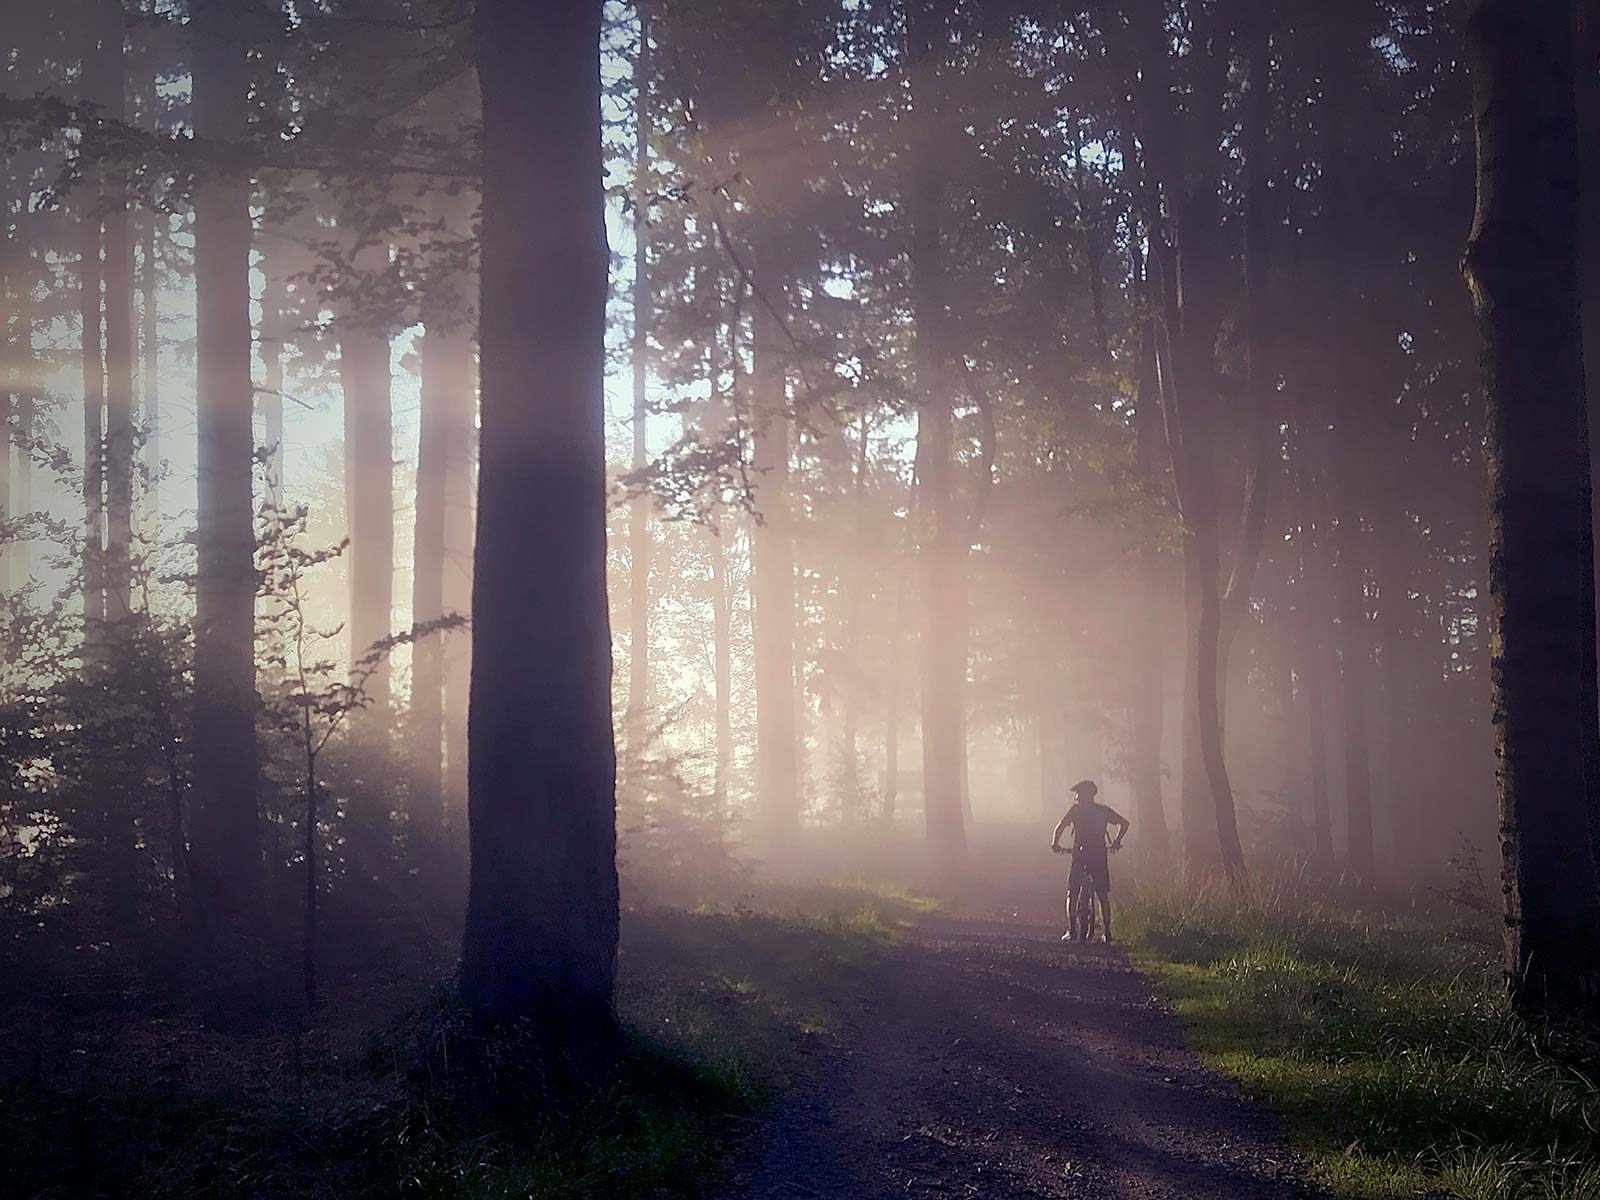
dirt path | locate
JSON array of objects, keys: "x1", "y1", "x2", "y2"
[{"x1": 709, "y1": 912, "x2": 1321, "y2": 1200}]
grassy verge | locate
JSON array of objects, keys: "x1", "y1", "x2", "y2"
[
  {"x1": 1122, "y1": 879, "x2": 1600, "y2": 1200},
  {"x1": 8, "y1": 881, "x2": 932, "y2": 1200}
]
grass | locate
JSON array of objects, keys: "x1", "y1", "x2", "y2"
[
  {"x1": 7, "y1": 880, "x2": 932, "y2": 1200},
  {"x1": 1122, "y1": 876, "x2": 1600, "y2": 1200}
]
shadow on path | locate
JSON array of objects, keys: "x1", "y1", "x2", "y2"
[{"x1": 708, "y1": 913, "x2": 1322, "y2": 1199}]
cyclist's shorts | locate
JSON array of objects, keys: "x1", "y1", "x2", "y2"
[{"x1": 1069, "y1": 849, "x2": 1111, "y2": 895}]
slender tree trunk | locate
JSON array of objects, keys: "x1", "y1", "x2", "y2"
[
  {"x1": 412, "y1": 189, "x2": 475, "y2": 839},
  {"x1": 1302, "y1": 512, "x2": 1336, "y2": 866},
  {"x1": 411, "y1": 321, "x2": 449, "y2": 839},
  {"x1": 260, "y1": 263, "x2": 286, "y2": 507},
  {"x1": 1151, "y1": 233, "x2": 1245, "y2": 879},
  {"x1": 712, "y1": 526, "x2": 732, "y2": 817},
  {"x1": 1464, "y1": 0, "x2": 1600, "y2": 1017},
  {"x1": 841, "y1": 415, "x2": 869, "y2": 822},
  {"x1": 749, "y1": 281, "x2": 799, "y2": 852},
  {"x1": 1128, "y1": 240, "x2": 1171, "y2": 857},
  {"x1": 462, "y1": 0, "x2": 618, "y2": 1032},
  {"x1": 101, "y1": 2, "x2": 134, "y2": 623},
  {"x1": 1, "y1": 188, "x2": 13, "y2": 596},
  {"x1": 139, "y1": 34, "x2": 159, "y2": 535},
  {"x1": 80, "y1": 170, "x2": 105, "y2": 634},
  {"x1": 140, "y1": 218, "x2": 158, "y2": 526},
  {"x1": 189, "y1": 5, "x2": 264, "y2": 1014},
  {"x1": 15, "y1": 247, "x2": 32, "y2": 581},
  {"x1": 628, "y1": 0, "x2": 652, "y2": 722},
  {"x1": 441, "y1": 272, "x2": 477, "y2": 829},
  {"x1": 908, "y1": 0, "x2": 966, "y2": 864},
  {"x1": 339, "y1": 239, "x2": 393, "y2": 715}
]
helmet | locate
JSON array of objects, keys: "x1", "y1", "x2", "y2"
[{"x1": 1070, "y1": 779, "x2": 1099, "y2": 798}]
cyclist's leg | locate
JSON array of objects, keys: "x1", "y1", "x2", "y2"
[{"x1": 1065, "y1": 859, "x2": 1083, "y2": 939}]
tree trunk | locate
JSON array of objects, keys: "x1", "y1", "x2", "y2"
[
  {"x1": 189, "y1": 5, "x2": 265, "y2": 1012},
  {"x1": 712, "y1": 525, "x2": 732, "y2": 818},
  {"x1": 1463, "y1": 0, "x2": 1600, "y2": 1017},
  {"x1": 80, "y1": 160, "x2": 105, "y2": 634},
  {"x1": 441, "y1": 300, "x2": 477, "y2": 828},
  {"x1": 908, "y1": 0, "x2": 966, "y2": 864},
  {"x1": 1127, "y1": 238, "x2": 1171, "y2": 858},
  {"x1": 339, "y1": 255, "x2": 393, "y2": 714},
  {"x1": 101, "y1": 1, "x2": 134, "y2": 623},
  {"x1": 1577, "y1": 0, "x2": 1600, "y2": 866},
  {"x1": 1299, "y1": 482, "x2": 1336, "y2": 867},
  {"x1": 140, "y1": 214, "x2": 158, "y2": 530},
  {"x1": 841, "y1": 415, "x2": 869, "y2": 822},
  {"x1": 628, "y1": 0, "x2": 652, "y2": 722},
  {"x1": 412, "y1": 188, "x2": 475, "y2": 840},
  {"x1": 14, "y1": 246, "x2": 32, "y2": 581},
  {"x1": 749, "y1": 281, "x2": 799, "y2": 852},
  {"x1": 462, "y1": 0, "x2": 618, "y2": 1033},
  {"x1": 260, "y1": 262, "x2": 286, "y2": 507}
]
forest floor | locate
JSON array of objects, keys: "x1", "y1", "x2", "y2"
[{"x1": 706, "y1": 900, "x2": 1321, "y2": 1200}]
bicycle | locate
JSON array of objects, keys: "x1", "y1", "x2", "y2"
[{"x1": 1053, "y1": 845, "x2": 1104, "y2": 943}]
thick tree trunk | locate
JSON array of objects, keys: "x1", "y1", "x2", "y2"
[
  {"x1": 1464, "y1": 0, "x2": 1600, "y2": 1017},
  {"x1": 189, "y1": 5, "x2": 265, "y2": 1011},
  {"x1": 628, "y1": 0, "x2": 652, "y2": 722},
  {"x1": 462, "y1": 0, "x2": 618, "y2": 1032},
  {"x1": 749, "y1": 282, "x2": 799, "y2": 852},
  {"x1": 1578, "y1": 0, "x2": 1600, "y2": 864}
]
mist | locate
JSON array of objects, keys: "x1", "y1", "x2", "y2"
[{"x1": 4, "y1": 0, "x2": 1599, "y2": 1197}]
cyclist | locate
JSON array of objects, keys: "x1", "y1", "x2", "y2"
[{"x1": 1050, "y1": 779, "x2": 1129, "y2": 942}]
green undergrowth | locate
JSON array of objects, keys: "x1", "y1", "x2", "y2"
[
  {"x1": 1123, "y1": 880, "x2": 1600, "y2": 1200},
  {"x1": 8, "y1": 880, "x2": 932, "y2": 1200}
]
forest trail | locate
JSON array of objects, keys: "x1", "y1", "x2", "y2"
[{"x1": 709, "y1": 909, "x2": 1322, "y2": 1200}]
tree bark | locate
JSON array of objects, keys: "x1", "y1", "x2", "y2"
[
  {"x1": 1121, "y1": 0, "x2": 1243, "y2": 878},
  {"x1": 1127, "y1": 237, "x2": 1171, "y2": 858},
  {"x1": 100, "y1": 0, "x2": 134, "y2": 623},
  {"x1": 908, "y1": 0, "x2": 966, "y2": 864},
  {"x1": 189, "y1": 3, "x2": 265, "y2": 1012},
  {"x1": 413, "y1": 188, "x2": 475, "y2": 840},
  {"x1": 1464, "y1": 0, "x2": 1600, "y2": 1017},
  {"x1": 260, "y1": 261, "x2": 287, "y2": 508},
  {"x1": 1577, "y1": 0, "x2": 1600, "y2": 867},
  {"x1": 79, "y1": 130, "x2": 105, "y2": 634},
  {"x1": 628, "y1": 0, "x2": 652, "y2": 722},
  {"x1": 749, "y1": 280, "x2": 799, "y2": 852},
  {"x1": 462, "y1": 0, "x2": 618, "y2": 1032},
  {"x1": 339, "y1": 240, "x2": 394, "y2": 716}
]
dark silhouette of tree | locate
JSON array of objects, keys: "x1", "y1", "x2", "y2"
[
  {"x1": 1463, "y1": 0, "x2": 1600, "y2": 1017},
  {"x1": 460, "y1": 0, "x2": 619, "y2": 1032},
  {"x1": 188, "y1": 2, "x2": 266, "y2": 1014}
]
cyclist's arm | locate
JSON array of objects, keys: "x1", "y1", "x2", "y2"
[
  {"x1": 1107, "y1": 808, "x2": 1130, "y2": 849},
  {"x1": 1051, "y1": 813, "x2": 1071, "y2": 851}
]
